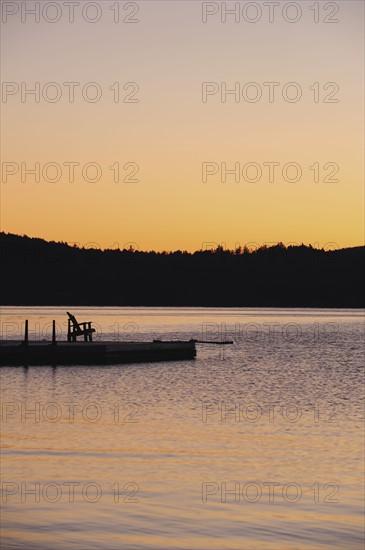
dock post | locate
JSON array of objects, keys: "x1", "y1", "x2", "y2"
[
  {"x1": 24, "y1": 320, "x2": 29, "y2": 345},
  {"x1": 52, "y1": 320, "x2": 56, "y2": 345}
]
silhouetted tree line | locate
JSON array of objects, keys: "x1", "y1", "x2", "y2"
[{"x1": 1, "y1": 232, "x2": 364, "y2": 307}]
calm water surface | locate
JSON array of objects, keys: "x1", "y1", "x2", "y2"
[{"x1": 1, "y1": 307, "x2": 364, "y2": 549}]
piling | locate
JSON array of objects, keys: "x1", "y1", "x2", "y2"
[
  {"x1": 23, "y1": 320, "x2": 29, "y2": 345},
  {"x1": 52, "y1": 320, "x2": 56, "y2": 346}
]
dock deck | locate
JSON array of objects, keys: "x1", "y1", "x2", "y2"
[{"x1": 0, "y1": 340, "x2": 197, "y2": 366}]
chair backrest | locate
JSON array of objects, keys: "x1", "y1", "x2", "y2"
[{"x1": 66, "y1": 311, "x2": 79, "y2": 328}]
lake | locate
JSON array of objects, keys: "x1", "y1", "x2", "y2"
[{"x1": 1, "y1": 307, "x2": 364, "y2": 549}]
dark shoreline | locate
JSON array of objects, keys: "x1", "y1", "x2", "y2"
[{"x1": 2, "y1": 232, "x2": 364, "y2": 308}]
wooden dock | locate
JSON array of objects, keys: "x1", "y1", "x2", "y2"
[
  {"x1": 0, "y1": 315, "x2": 233, "y2": 366},
  {"x1": 0, "y1": 340, "x2": 197, "y2": 366}
]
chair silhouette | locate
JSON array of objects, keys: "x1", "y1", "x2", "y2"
[{"x1": 67, "y1": 311, "x2": 95, "y2": 342}]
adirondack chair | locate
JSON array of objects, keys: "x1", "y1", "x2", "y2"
[{"x1": 67, "y1": 311, "x2": 95, "y2": 342}]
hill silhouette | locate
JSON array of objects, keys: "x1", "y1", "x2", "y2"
[{"x1": 0, "y1": 232, "x2": 364, "y2": 307}]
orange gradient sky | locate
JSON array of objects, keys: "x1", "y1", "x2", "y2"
[{"x1": 1, "y1": 0, "x2": 364, "y2": 251}]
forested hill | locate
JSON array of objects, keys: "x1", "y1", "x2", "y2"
[{"x1": 1, "y1": 232, "x2": 364, "y2": 307}]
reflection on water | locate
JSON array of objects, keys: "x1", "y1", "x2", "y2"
[{"x1": 1, "y1": 307, "x2": 364, "y2": 549}]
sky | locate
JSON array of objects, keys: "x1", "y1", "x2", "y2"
[{"x1": 1, "y1": 0, "x2": 364, "y2": 252}]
